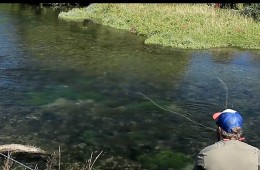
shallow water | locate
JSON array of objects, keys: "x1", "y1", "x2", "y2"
[{"x1": 0, "y1": 4, "x2": 260, "y2": 169}]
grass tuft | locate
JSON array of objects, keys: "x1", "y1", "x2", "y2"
[{"x1": 59, "y1": 3, "x2": 260, "y2": 49}]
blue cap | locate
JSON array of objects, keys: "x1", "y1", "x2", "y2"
[{"x1": 214, "y1": 109, "x2": 243, "y2": 133}]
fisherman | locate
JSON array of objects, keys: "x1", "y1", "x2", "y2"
[{"x1": 194, "y1": 109, "x2": 260, "y2": 170}]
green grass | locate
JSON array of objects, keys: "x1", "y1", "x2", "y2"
[
  {"x1": 58, "y1": 3, "x2": 260, "y2": 49},
  {"x1": 137, "y1": 150, "x2": 193, "y2": 170}
]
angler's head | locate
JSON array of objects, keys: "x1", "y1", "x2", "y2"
[{"x1": 213, "y1": 109, "x2": 244, "y2": 140}]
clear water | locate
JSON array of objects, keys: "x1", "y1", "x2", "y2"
[{"x1": 0, "y1": 4, "x2": 260, "y2": 169}]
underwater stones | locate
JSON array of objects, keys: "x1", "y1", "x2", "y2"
[
  {"x1": 113, "y1": 106, "x2": 126, "y2": 112},
  {"x1": 44, "y1": 98, "x2": 76, "y2": 108},
  {"x1": 77, "y1": 143, "x2": 86, "y2": 150},
  {"x1": 41, "y1": 98, "x2": 97, "y2": 119},
  {"x1": 75, "y1": 99, "x2": 94, "y2": 105},
  {"x1": 129, "y1": 121, "x2": 137, "y2": 126},
  {"x1": 25, "y1": 115, "x2": 40, "y2": 120},
  {"x1": 144, "y1": 118, "x2": 153, "y2": 123},
  {"x1": 45, "y1": 98, "x2": 94, "y2": 109}
]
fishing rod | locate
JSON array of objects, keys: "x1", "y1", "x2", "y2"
[{"x1": 137, "y1": 77, "x2": 229, "y2": 132}]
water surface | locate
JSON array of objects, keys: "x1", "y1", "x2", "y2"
[{"x1": 0, "y1": 4, "x2": 260, "y2": 169}]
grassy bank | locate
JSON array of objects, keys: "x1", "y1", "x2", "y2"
[{"x1": 58, "y1": 3, "x2": 260, "y2": 49}]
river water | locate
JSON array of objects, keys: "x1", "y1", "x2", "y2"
[{"x1": 0, "y1": 4, "x2": 260, "y2": 169}]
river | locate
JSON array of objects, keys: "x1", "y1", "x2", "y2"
[{"x1": 0, "y1": 4, "x2": 260, "y2": 170}]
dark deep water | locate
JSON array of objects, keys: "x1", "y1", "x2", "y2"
[{"x1": 0, "y1": 4, "x2": 259, "y2": 169}]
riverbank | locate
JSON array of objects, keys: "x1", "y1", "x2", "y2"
[{"x1": 58, "y1": 3, "x2": 260, "y2": 49}]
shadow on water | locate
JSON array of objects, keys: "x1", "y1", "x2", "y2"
[{"x1": 0, "y1": 3, "x2": 260, "y2": 169}]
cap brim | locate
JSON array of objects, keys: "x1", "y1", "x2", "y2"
[{"x1": 213, "y1": 112, "x2": 222, "y2": 120}]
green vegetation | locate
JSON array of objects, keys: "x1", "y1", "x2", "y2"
[
  {"x1": 241, "y1": 3, "x2": 260, "y2": 22},
  {"x1": 58, "y1": 3, "x2": 260, "y2": 49},
  {"x1": 80, "y1": 130, "x2": 100, "y2": 145},
  {"x1": 137, "y1": 150, "x2": 193, "y2": 170}
]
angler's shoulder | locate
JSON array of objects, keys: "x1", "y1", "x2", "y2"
[
  {"x1": 198, "y1": 141, "x2": 225, "y2": 153},
  {"x1": 199, "y1": 140, "x2": 260, "y2": 154},
  {"x1": 239, "y1": 141, "x2": 260, "y2": 153}
]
